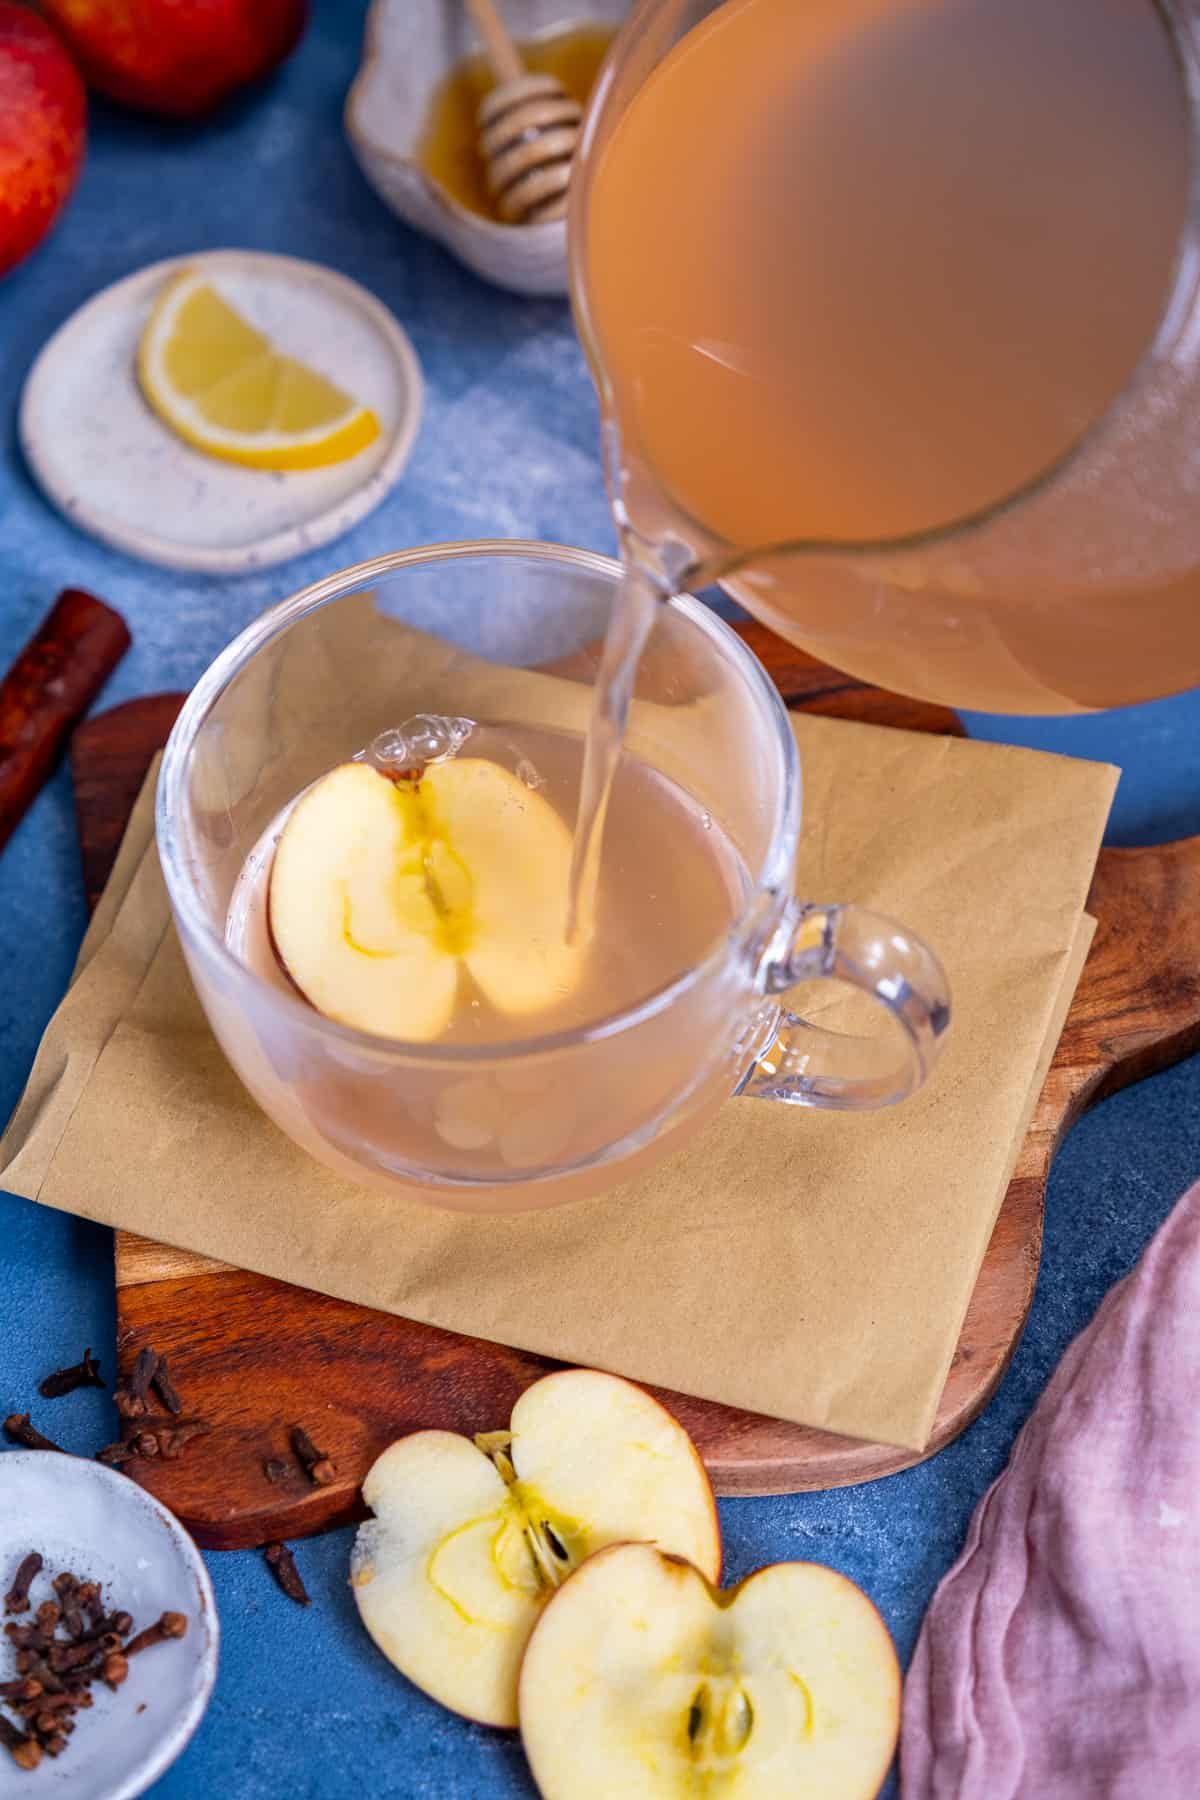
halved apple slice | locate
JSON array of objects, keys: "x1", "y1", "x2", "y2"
[
  {"x1": 268, "y1": 757, "x2": 583, "y2": 1040},
  {"x1": 519, "y1": 1542, "x2": 901, "y2": 1798},
  {"x1": 350, "y1": 1370, "x2": 721, "y2": 1728}
]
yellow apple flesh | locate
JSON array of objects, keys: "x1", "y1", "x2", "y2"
[
  {"x1": 519, "y1": 1542, "x2": 901, "y2": 1799},
  {"x1": 350, "y1": 1370, "x2": 721, "y2": 1728},
  {"x1": 267, "y1": 758, "x2": 583, "y2": 1039}
]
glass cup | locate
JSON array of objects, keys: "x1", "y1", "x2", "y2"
[
  {"x1": 569, "y1": 0, "x2": 1200, "y2": 714},
  {"x1": 157, "y1": 541, "x2": 950, "y2": 1213}
]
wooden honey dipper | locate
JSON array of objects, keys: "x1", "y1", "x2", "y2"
[{"x1": 465, "y1": 0, "x2": 584, "y2": 224}]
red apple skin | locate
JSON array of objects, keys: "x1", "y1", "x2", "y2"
[
  {"x1": 39, "y1": 0, "x2": 309, "y2": 120},
  {"x1": 0, "y1": 3, "x2": 86, "y2": 280}
]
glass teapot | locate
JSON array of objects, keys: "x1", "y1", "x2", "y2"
[{"x1": 568, "y1": 0, "x2": 1200, "y2": 715}]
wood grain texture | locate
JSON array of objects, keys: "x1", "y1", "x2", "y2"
[
  {"x1": 67, "y1": 626, "x2": 1200, "y2": 1545},
  {"x1": 71, "y1": 690, "x2": 181, "y2": 914}
]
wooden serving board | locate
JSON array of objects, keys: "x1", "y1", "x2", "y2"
[{"x1": 69, "y1": 624, "x2": 1200, "y2": 1549}]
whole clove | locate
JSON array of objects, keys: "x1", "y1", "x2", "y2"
[
  {"x1": 2, "y1": 1561, "x2": 191, "y2": 1775},
  {"x1": 47, "y1": 1639, "x2": 111, "y2": 1673},
  {"x1": 263, "y1": 1457, "x2": 293, "y2": 1484},
  {"x1": 151, "y1": 1357, "x2": 183, "y2": 1417},
  {"x1": 15, "y1": 1652, "x2": 63, "y2": 1695},
  {"x1": 38, "y1": 1350, "x2": 103, "y2": 1400},
  {"x1": 124, "y1": 1613, "x2": 187, "y2": 1657},
  {"x1": 77, "y1": 1583, "x2": 103, "y2": 1627},
  {"x1": 113, "y1": 1347, "x2": 160, "y2": 1421},
  {"x1": 94, "y1": 1339, "x2": 213, "y2": 1471},
  {"x1": 4, "y1": 1554, "x2": 42, "y2": 1616},
  {"x1": 290, "y1": 1425, "x2": 335, "y2": 1487},
  {"x1": 107, "y1": 1349, "x2": 211, "y2": 1466},
  {"x1": 95, "y1": 1441, "x2": 137, "y2": 1467},
  {"x1": 128, "y1": 1347, "x2": 160, "y2": 1402},
  {"x1": 100, "y1": 1652, "x2": 128, "y2": 1690},
  {"x1": 47, "y1": 1625, "x2": 112, "y2": 1661},
  {"x1": 52, "y1": 1575, "x2": 84, "y2": 1640},
  {"x1": 0, "y1": 1715, "x2": 41, "y2": 1770},
  {"x1": 118, "y1": 1414, "x2": 211, "y2": 1461},
  {"x1": 119, "y1": 1412, "x2": 196, "y2": 1437},
  {"x1": 158, "y1": 1419, "x2": 211, "y2": 1459},
  {"x1": 4, "y1": 1414, "x2": 63, "y2": 1454},
  {"x1": 0, "y1": 1680, "x2": 40, "y2": 1703},
  {"x1": 22, "y1": 1691, "x2": 70, "y2": 1716},
  {"x1": 29, "y1": 1707, "x2": 68, "y2": 1735},
  {"x1": 263, "y1": 1542, "x2": 310, "y2": 1607}
]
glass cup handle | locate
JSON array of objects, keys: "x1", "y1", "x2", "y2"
[{"x1": 738, "y1": 900, "x2": 951, "y2": 1110}]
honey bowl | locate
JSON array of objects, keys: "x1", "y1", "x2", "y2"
[{"x1": 345, "y1": 0, "x2": 628, "y2": 295}]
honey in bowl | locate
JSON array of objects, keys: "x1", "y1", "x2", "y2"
[{"x1": 418, "y1": 24, "x2": 614, "y2": 222}]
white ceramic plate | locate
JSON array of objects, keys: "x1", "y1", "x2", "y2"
[
  {"x1": 19, "y1": 249, "x2": 424, "y2": 574},
  {"x1": 0, "y1": 1452, "x2": 218, "y2": 1799}
]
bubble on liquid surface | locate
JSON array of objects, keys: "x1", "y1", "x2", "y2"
[
  {"x1": 366, "y1": 715, "x2": 475, "y2": 774},
  {"x1": 517, "y1": 758, "x2": 545, "y2": 792}
]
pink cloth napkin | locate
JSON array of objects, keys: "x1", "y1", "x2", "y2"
[{"x1": 903, "y1": 1178, "x2": 1200, "y2": 1799}]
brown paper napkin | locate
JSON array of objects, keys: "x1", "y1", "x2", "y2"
[{"x1": 0, "y1": 721, "x2": 1114, "y2": 1451}]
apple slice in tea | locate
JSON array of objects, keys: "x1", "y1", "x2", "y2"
[{"x1": 268, "y1": 758, "x2": 584, "y2": 1040}]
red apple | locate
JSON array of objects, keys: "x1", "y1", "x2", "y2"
[
  {"x1": 0, "y1": 3, "x2": 86, "y2": 280},
  {"x1": 39, "y1": 0, "x2": 308, "y2": 120}
]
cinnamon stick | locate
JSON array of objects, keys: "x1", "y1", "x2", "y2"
[{"x1": 0, "y1": 589, "x2": 129, "y2": 856}]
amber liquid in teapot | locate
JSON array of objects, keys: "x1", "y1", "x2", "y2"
[{"x1": 582, "y1": 0, "x2": 1200, "y2": 712}]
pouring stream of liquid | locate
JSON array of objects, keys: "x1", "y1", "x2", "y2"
[{"x1": 565, "y1": 556, "x2": 662, "y2": 943}]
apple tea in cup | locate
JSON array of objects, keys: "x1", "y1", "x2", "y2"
[
  {"x1": 158, "y1": 543, "x2": 949, "y2": 1213},
  {"x1": 226, "y1": 713, "x2": 748, "y2": 1176}
]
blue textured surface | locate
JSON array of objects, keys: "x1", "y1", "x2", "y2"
[{"x1": 1, "y1": 7, "x2": 1198, "y2": 1795}]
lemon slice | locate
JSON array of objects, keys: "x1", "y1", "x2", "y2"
[{"x1": 137, "y1": 269, "x2": 381, "y2": 471}]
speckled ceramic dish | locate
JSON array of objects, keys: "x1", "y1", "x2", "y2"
[
  {"x1": 0, "y1": 1452, "x2": 218, "y2": 1798},
  {"x1": 19, "y1": 249, "x2": 424, "y2": 575},
  {"x1": 346, "y1": 0, "x2": 628, "y2": 295}
]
